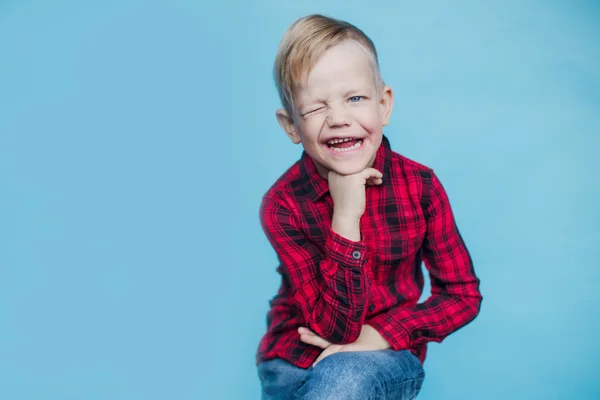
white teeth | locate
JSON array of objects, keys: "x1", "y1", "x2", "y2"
[
  {"x1": 327, "y1": 137, "x2": 355, "y2": 145},
  {"x1": 330, "y1": 139, "x2": 363, "y2": 152}
]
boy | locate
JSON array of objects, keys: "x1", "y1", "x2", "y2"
[{"x1": 256, "y1": 14, "x2": 482, "y2": 400}]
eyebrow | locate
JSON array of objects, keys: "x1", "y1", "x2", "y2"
[{"x1": 342, "y1": 87, "x2": 371, "y2": 97}]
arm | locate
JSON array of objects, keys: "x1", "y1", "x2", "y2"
[
  {"x1": 260, "y1": 194, "x2": 371, "y2": 344},
  {"x1": 367, "y1": 170, "x2": 483, "y2": 350}
]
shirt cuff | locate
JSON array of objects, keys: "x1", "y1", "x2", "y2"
[{"x1": 322, "y1": 227, "x2": 367, "y2": 272}]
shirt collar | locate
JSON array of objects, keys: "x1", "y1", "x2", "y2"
[{"x1": 300, "y1": 135, "x2": 393, "y2": 202}]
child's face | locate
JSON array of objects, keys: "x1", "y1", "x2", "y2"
[{"x1": 278, "y1": 40, "x2": 393, "y2": 178}]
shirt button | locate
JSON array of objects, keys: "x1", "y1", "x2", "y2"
[
  {"x1": 369, "y1": 305, "x2": 375, "y2": 312},
  {"x1": 352, "y1": 251, "x2": 361, "y2": 259}
]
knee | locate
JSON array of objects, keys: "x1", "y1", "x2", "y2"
[
  {"x1": 295, "y1": 350, "x2": 426, "y2": 400},
  {"x1": 295, "y1": 352, "x2": 383, "y2": 399}
]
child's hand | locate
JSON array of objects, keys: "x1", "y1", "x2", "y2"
[
  {"x1": 328, "y1": 168, "x2": 383, "y2": 241},
  {"x1": 328, "y1": 168, "x2": 383, "y2": 221},
  {"x1": 298, "y1": 325, "x2": 391, "y2": 367}
]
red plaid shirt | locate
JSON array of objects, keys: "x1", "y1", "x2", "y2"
[{"x1": 256, "y1": 135, "x2": 482, "y2": 369}]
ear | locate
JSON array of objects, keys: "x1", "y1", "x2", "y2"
[
  {"x1": 379, "y1": 85, "x2": 394, "y2": 127},
  {"x1": 276, "y1": 109, "x2": 302, "y2": 144}
]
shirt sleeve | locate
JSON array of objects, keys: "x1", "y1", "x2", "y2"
[
  {"x1": 366, "y1": 170, "x2": 483, "y2": 350},
  {"x1": 260, "y1": 193, "x2": 371, "y2": 344}
]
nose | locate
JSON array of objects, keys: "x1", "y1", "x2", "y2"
[{"x1": 326, "y1": 104, "x2": 350, "y2": 128}]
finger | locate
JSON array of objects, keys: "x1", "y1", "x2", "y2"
[
  {"x1": 337, "y1": 343, "x2": 363, "y2": 353},
  {"x1": 361, "y1": 168, "x2": 383, "y2": 181},
  {"x1": 363, "y1": 167, "x2": 383, "y2": 177},
  {"x1": 300, "y1": 333, "x2": 331, "y2": 349},
  {"x1": 366, "y1": 177, "x2": 383, "y2": 186},
  {"x1": 298, "y1": 327, "x2": 318, "y2": 337},
  {"x1": 298, "y1": 327, "x2": 331, "y2": 348},
  {"x1": 312, "y1": 345, "x2": 341, "y2": 367}
]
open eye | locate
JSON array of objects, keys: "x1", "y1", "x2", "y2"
[{"x1": 349, "y1": 96, "x2": 364, "y2": 103}]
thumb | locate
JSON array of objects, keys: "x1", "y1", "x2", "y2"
[{"x1": 361, "y1": 168, "x2": 383, "y2": 181}]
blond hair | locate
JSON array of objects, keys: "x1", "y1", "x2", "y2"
[{"x1": 274, "y1": 14, "x2": 384, "y2": 116}]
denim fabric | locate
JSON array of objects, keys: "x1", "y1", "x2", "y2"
[{"x1": 257, "y1": 349, "x2": 425, "y2": 399}]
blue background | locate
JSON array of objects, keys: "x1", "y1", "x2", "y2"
[{"x1": 1, "y1": 1, "x2": 598, "y2": 399}]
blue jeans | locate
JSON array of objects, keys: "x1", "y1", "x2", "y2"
[{"x1": 257, "y1": 349, "x2": 425, "y2": 399}]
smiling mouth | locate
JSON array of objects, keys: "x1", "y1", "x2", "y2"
[{"x1": 325, "y1": 137, "x2": 364, "y2": 152}]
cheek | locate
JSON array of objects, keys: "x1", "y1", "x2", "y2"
[
  {"x1": 353, "y1": 107, "x2": 382, "y2": 133},
  {"x1": 299, "y1": 118, "x2": 327, "y2": 142}
]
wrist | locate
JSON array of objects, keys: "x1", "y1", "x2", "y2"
[{"x1": 331, "y1": 212, "x2": 361, "y2": 242}]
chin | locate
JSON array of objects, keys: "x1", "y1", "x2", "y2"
[
  {"x1": 329, "y1": 163, "x2": 368, "y2": 176},
  {"x1": 325, "y1": 157, "x2": 373, "y2": 176}
]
